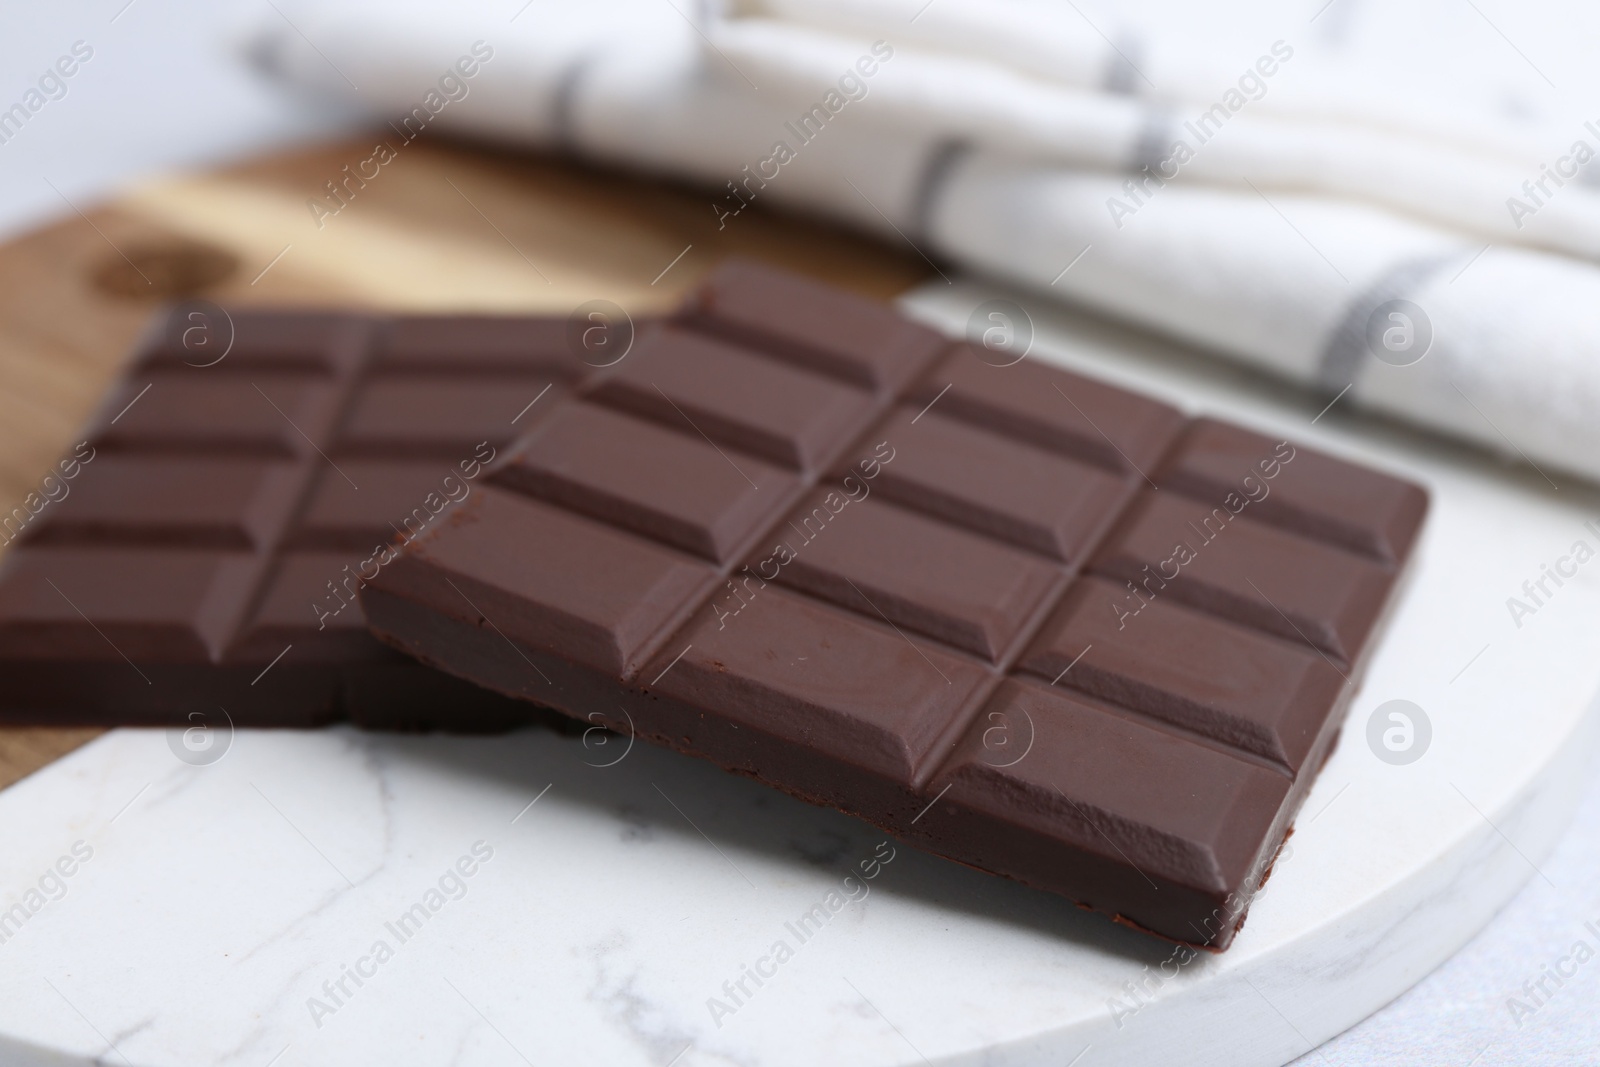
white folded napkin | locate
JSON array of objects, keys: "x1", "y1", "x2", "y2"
[{"x1": 246, "y1": 0, "x2": 1600, "y2": 487}]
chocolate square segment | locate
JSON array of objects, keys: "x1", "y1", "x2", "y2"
[
  {"x1": 373, "y1": 315, "x2": 574, "y2": 373},
  {"x1": 230, "y1": 552, "x2": 392, "y2": 663},
  {"x1": 1020, "y1": 578, "x2": 1342, "y2": 771},
  {"x1": 290, "y1": 462, "x2": 463, "y2": 552},
  {"x1": 677, "y1": 259, "x2": 946, "y2": 391},
  {"x1": 912, "y1": 345, "x2": 1184, "y2": 474},
  {"x1": 0, "y1": 547, "x2": 257, "y2": 663},
  {"x1": 22, "y1": 457, "x2": 301, "y2": 551},
  {"x1": 489, "y1": 401, "x2": 797, "y2": 563},
  {"x1": 936, "y1": 679, "x2": 1293, "y2": 915},
  {"x1": 1092, "y1": 491, "x2": 1394, "y2": 665},
  {"x1": 648, "y1": 585, "x2": 988, "y2": 785},
  {"x1": 375, "y1": 488, "x2": 716, "y2": 677},
  {"x1": 590, "y1": 325, "x2": 873, "y2": 471},
  {"x1": 1157, "y1": 419, "x2": 1428, "y2": 563},
  {"x1": 336, "y1": 376, "x2": 565, "y2": 456},
  {"x1": 92, "y1": 374, "x2": 340, "y2": 457},
  {"x1": 868, "y1": 405, "x2": 1132, "y2": 562},
  {"x1": 135, "y1": 310, "x2": 354, "y2": 372},
  {"x1": 352, "y1": 261, "x2": 1425, "y2": 948},
  {"x1": 765, "y1": 493, "x2": 1063, "y2": 662}
]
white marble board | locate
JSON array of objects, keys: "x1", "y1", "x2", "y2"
[{"x1": 0, "y1": 280, "x2": 1597, "y2": 1067}]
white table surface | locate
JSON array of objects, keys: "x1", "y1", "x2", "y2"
[{"x1": 3, "y1": 3, "x2": 1600, "y2": 1064}]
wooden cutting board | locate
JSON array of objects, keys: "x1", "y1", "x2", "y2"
[{"x1": 0, "y1": 136, "x2": 929, "y2": 791}]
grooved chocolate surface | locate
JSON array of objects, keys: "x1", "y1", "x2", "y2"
[
  {"x1": 0, "y1": 308, "x2": 593, "y2": 729},
  {"x1": 362, "y1": 260, "x2": 1429, "y2": 948}
]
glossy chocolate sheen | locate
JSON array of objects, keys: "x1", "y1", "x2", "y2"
[
  {"x1": 361, "y1": 259, "x2": 1428, "y2": 947},
  {"x1": 0, "y1": 308, "x2": 596, "y2": 729}
]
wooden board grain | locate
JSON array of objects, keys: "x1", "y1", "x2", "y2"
[{"x1": 0, "y1": 136, "x2": 929, "y2": 791}]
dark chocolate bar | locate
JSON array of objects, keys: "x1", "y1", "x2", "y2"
[
  {"x1": 360, "y1": 260, "x2": 1427, "y2": 948},
  {"x1": 0, "y1": 307, "x2": 595, "y2": 729}
]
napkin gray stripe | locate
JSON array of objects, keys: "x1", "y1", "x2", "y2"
[
  {"x1": 551, "y1": 52, "x2": 601, "y2": 152},
  {"x1": 1315, "y1": 252, "x2": 1456, "y2": 392},
  {"x1": 910, "y1": 138, "x2": 972, "y2": 244},
  {"x1": 1131, "y1": 109, "x2": 1176, "y2": 176}
]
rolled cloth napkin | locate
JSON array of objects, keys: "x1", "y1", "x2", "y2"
[{"x1": 246, "y1": 0, "x2": 1600, "y2": 487}]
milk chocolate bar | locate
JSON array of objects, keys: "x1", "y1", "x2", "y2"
[{"x1": 361, "y1": 260, "x2": 1427, "y2": 946}]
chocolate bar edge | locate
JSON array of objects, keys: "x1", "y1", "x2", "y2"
[{"x1": 359, "y1": 522, "x2": 1425, "y2": 949}]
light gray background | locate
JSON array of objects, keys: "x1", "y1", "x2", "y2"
[{"x1": 1, "y1": 2, "x2": 1597, "y2": 1063}]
